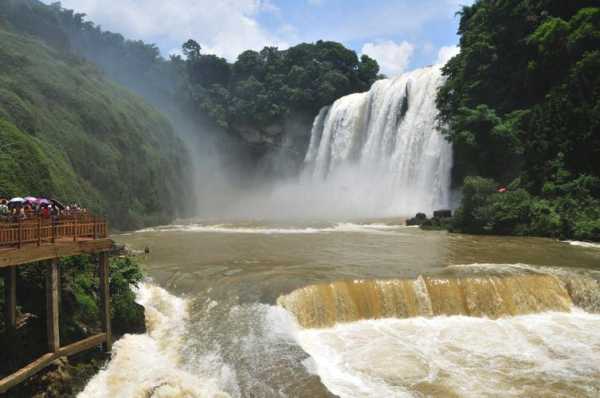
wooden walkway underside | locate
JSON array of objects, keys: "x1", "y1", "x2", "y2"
[
  {"x1": 0, "y1": 333, "x2": 107, "y2": 393},
  {"x1": 0, "y1": 216, "x2": 114, "y2": 394}
]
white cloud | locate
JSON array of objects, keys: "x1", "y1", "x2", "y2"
[
  {"x1": 436, "y1": 45, "x2": 460, "y2": 65},
  {"x1": 53, "y1": 0, "x2": 289, "y2": 61},
  {"x1": 361, "y1": 40, "x2": 415, "y2": 76}
]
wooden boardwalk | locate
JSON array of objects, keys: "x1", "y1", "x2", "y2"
[
  {"x1": 0, "y1": 215, "x2": 114, "y2": 394},
  {"x1": 0, "y1": 214, "x2": 107, "y2": 249}
]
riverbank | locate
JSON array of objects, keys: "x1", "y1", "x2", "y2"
[
  {"x1": 410, "y1": 212, "x2": 600, "y2": 246},
  {"x1": 407, "y1": 176, "x2": 600, "y2": 244},
  {"x1": 0, "y1": 256, "x2": 146, "y2": 397}
]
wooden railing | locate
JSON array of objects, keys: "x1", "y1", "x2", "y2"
[{"x1": 0, "y1": 215, "x2": 107, "y2": 248}]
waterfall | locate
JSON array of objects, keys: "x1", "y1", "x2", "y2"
[
  {"x1": 303, "y1": 66, "x2": 452, "y2": 216},
  {"x1": 277, "y1": 271, "x2": 600, "y2": 328}
]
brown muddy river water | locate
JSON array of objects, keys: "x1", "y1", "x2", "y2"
[{"x1": 79, "y1": 220, "x2": 600, "y2": 398}]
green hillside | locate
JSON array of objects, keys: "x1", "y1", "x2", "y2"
[
  {"x1": 0, "y1": 21, "x2": 193, "y2": 229},
  {"x1": 438, "y1": 1, "x2": 600, "y2": 240}
]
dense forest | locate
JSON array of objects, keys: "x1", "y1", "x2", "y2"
[
  {"x1": 0, "y1": 0, "x2": 380, "y2": 221},
  {"x1": 0, "y1": 0, "x2": 380, "y2": 225},
  {"x1": 438, "y1": 0, "x2": 600, "y2": 241},
  {"x1": 2, "y1": 0, "x2": 380, "y2": 160},
  {"x1": 3, "y1": 0, "x2": 598, "y2": 241},
  {"x1": 0, "y1": 9, "x2": 194, "y2": 229}
]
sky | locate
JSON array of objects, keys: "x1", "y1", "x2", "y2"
[{"x1": 43, "y1": 0, "x2": 474, "y2": 76}]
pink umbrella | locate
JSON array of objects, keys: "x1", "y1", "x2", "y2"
[
  {"x1": 24, "y1": 196, "x2": 37, "y2": 203},
  {"x1": 37, "y1": 198, "x2": 51, "y2": 206}
]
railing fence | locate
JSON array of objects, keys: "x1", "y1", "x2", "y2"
[{"x1": 0, "y1": 215, "x2": 107, "y2": 248}]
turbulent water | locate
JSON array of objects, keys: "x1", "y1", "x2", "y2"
[
  {"x1": 302, "y1": 66, "x2": 453, "y2": 216},
  {"x1": 277, "y1": 274, "x2": 576, "y2": 328},
  {"x1": 76, "y1": 62, "x2": 599, "y2": 398},
  {"x1": 78, "y1": 222, "x2": 600, "y2": 398}
]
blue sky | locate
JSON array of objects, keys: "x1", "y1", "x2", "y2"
[{"x1": 44, "y1": 0, "x2": 473, "y2": 75}]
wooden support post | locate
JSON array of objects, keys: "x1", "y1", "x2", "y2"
[
  {"x1": 98, "y1": 252, "x2": 111, "y2": 352},
  {"x1": 46, "y1": 259, "x2": 60, "y2": 353},
  {"x1": 3, "y1": 266, "x2": 17, "y2": 329}
]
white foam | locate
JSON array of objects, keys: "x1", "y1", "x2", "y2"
[
  {"x1": 302, "y1": 66, "x2": 453, "y2": 217},
  {"x1": 136, "y1": 223, "x2": 406, "y2": 235},
  {"x1": 78, "y1": 283, "x2": 231, "y2": 398},
  {"x1": 295, "y1": 311, "x2": 600, "y2": 398},
  {"x1": 564, "y1": 240, "x2": 600, "y2": 249}
]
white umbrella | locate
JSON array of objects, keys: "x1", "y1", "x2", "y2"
[{"x1": 9, "y1": 197, "x2": 25, "y2": 203}]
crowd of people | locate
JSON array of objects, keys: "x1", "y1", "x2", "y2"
[{"x1": 0, "y1": 196, "x2": 88, "y2": 222}]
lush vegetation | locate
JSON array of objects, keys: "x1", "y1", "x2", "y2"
[
  {"x1": 451, "y1": 176, "x2": 600, "y2": 241},
  {"x1": 2, "y1": 0, "x2": 380, "y2": 157},
  {"x1": 0, "y1": 256, "x2": 146, "y2": 395},
  {"x1": 1, "y1": 0, "x2": 177, "y2": 109},
  {"x1": 0, "y1": 6, "x2": 193, "y2": 229},
  {"x1": 0, "y1": 0, "x2": 382, "y2": 192},
  {"x1": 176, "y1": 39, "x2": 380, "y2": 131},
  {"x1": 438, "y1": 0, "x2": 600, "y2": 241}
]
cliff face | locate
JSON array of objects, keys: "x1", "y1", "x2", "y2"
[
  {"x1": 220, "y1": 111, "x2": 316, "y2": 187},
  {"x1": 0, "y1": 23, "x2": 194, "y2": 230}
]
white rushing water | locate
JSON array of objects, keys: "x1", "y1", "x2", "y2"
[
  {"x1": 136, "y1": 222, "x2": 407, "y2": 235},
  {"x1": 78, "y1": 283, "x2": 230, "y2": 398},
  {"x1": 296, "y1": 311, "x2": 600, "y2": 398},
  {"x1": 302, "y1": 65, "x2": 453, "y2": 217},
  {"x1": 564, "y1": 240, "x2": 600, "y2": 249}
]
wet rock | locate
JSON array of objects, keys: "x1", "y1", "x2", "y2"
[
  {"x1": 406, "y1": 213, "x2": 427, "y2": 226},
  {"x1": 406, "y1": 211, "x2": 453, "y2": 230}
]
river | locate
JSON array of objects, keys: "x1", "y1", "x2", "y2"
[{"x1": 78, "y1": 219, "x2": 600, "y2": 398}]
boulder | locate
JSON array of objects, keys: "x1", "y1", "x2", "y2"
[{"x1": 406, "y1": 213, "x2": 428, "y2": 226}]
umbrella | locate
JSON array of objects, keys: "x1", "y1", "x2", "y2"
[
  {"x1": 50, "y1": 199, "x2": 66, "y2": 210},
  {"x1": 9, "y1": 197, "x2": 24, "y2": 208},
  {"x1": 37, "y1": 198, "x2": 51, "y2": 206},
  {"x1": 24, "y1": 196, "x2": 37, "y2": 203}
]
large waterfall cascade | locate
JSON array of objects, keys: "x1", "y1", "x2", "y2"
[{"x1": 303, "y1": 66, "x2": 453, "y2": 216}]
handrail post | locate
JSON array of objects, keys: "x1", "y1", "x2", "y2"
[
  {"x1": 37, "y1": 216, "x2": 42, "y2": 246},
  {"x1": 73, "y1": 217, "x2": 77, "y2": 242},
  {"x1": 93, "y1": 216, "x2": 97, "y2": 240},
  {"x1": 17, "y1": 218, "x2": 21, "y2": 249},
  {"x1": 51, "y1": 217, "x2": 56, "y2": 244}
]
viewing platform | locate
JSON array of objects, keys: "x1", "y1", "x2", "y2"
[
  {"x1": 0, "y1": 215, "x2": 112, "y2": 268},
  {"x1": 0, "y1": 215, "x2": 114, "y2": 394}
]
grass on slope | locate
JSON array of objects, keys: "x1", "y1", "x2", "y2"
[{"x1": 0, "y1": 26, "x2": 192, "y2": 229}]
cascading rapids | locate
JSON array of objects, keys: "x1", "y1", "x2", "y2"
[
  {"x1": 302, "y1": 65, "x2": 453, "y2": 216},
  {"x1": 277, "y1": 267, "x2": 600, "y2": 329}
]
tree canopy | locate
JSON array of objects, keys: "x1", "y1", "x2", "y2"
[
  {"x1": 438, "y1": 0, "x2": 600, "y2": 240},
  {"x1": 176, "y1": 41, "x2": 380, "y2": 129}
]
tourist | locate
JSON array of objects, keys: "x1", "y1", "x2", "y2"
[
  {"x1": 41, "y1": 205, "x2": 50, "y2": 218},
  {"x1": 0, "y1": 203, "x2": 8, "y2": 218}
]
